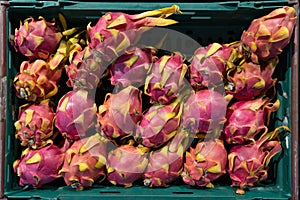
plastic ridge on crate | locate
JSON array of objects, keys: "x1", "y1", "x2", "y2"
[
  {"x1": 3, "y1": 1, "x2": 298, "y2": 10},
  {"x1": 1, "y1": 1, "x2": 299, "y2": 200}
]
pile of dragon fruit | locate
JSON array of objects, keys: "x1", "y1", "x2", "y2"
[{"x1": 11, "y1": 5, "x2": 296, "y2": 194}]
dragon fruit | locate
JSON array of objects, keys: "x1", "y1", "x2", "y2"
[
  {"x1": 135, "y1": 99, "x2": 183, "y2": 148},
  {"x1": 14, "y1": 59, "x2": 62, "y2": 102},
  {"x1": 13, "y1": 140, "x2": 67, "y2": 188},
  {"x1": 189, "y1": 43, "x2": 240, "y2": 90},
  {"x1": 88, "y1": 5, "x2": 181, "y2": 48},
  {"x1": 241, "y1": 6, "x2": 297, "y2": 63},
  {"x1": 188, "y1": 89, "x2": 229, "y2": 135},
  {"x1": 226, "y1": 57, "x2": 278, "y2": 100},
  {"x1": 110, "y1": 47, "x2": 157, "y2": 88},
  {"x1": 14, "y1": 99, "x2": 55, "y2": 149},
  {"x1": 65, "y1": 46, "x2": 103, "y2": 90},
  {"x1": 107, "y1": 144, "x2": 149, "y2": 187},
  {"x1": 181, "y1": 139, "x2": 227, "y2": 188},
  {"x1": 59, "y1": 133, "x2": 108, "y2": 190},
  {"x1": 143, "y1": 129, "x2": 191, "y2": 187},
  {"x1": 55, "y1": 90, "x2": 98, "y2": 141},
  {"x1": 224, "y1": 98, "x2": 280, "y2": 144},
  {"x1": 227, "y1": 126, "x2": 289, "y2": 193},
  {"x1": 12, "y1": 16, "x2": 62, "y2": 60},
  {"x1": 66, "y1": 30, "x2": 136, "y2": 91},
  {"x1": 98, "y1": 86, "x2": 142, "y2": 140},
  {"x1": 144, "y1": 53, "x2": 188, "y2": 104}
]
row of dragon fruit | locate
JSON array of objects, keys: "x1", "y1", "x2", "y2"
[{"x1": 11, "y1": 5, "x2": 296, "y2": 194}]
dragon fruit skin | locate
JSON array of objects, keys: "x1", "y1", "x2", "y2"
[
  {"x1": 55, "y1": 90, "x2": 98, "y2": 141},
  {"x1": 135, "y1": 100, "x2": 182, "y2": 148},
  {"x1": 226, "y1": 57, "x2": 278, "y2": 100},
  {"x1": 180, "y1": 90, "x2": 201, "y2": 135},
  {"x1": 227, "y1": 126, "x2": 289, "y2": 190},
  {"x1": 110, "y1": 47, "x2": 156, "y2": 88},
  {"x1": 14, "y1": 99, "x2": 55, "y2": 149},
  {"x1": 65, "y1": 46, "x2": 105, "y2": 90},
  {"x1": 13, "y1": 16, "x2": 63, "y2": 60},
  {"x1": 189, "y1": 43, "x2": 239, "y2": 90},
  {"x1": 144, "y1": 53, "x2": 188, "y2": 105},
  {"x1": 107, "y1": 145, "x2": 149, "y2": 187},
  {"x1": 143, "y1": 129, "x2": 191, "y2": 187},
  {"x1": 87, "y1": 5, "x2": 180, "y2": 48},
  {"x1": 224, "y1": 98, "x2": 280, "y2": 145},
  {"x1": 241, "y1": 6, "x2": 297, "y2": 63},
  {"x1": 14, "y1": 60, "x2": 62, "y2": 102},
  {"x1": 98, "y1": 86, "x2": 142, "y2": 140},
  {"x1": 59, "y1": 133, "x2": 108, "y2": 190},
  {"x1": 13, "y1": 140, "x2": 66, "y2": 188},
  {"x1": 181, "y1": 139, "x2": 227, "y2": 188},
  {"x1": 192, "y1": 89, "x2": 229, "y2": 134},
  {"x1": 143, "y1": 147, "x2": 182, "y2": 188}
]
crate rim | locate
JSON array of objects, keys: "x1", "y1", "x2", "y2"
[
  {"x1": 1, "y1": 1, "x2": 299, "y2": 199},
  {"x1": 4, "y1": 0, "x2": 298, "y2": 10}
]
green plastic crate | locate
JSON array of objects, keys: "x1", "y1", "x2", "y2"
[{"x1": 1, "y1": 1, "x2": 299, "y2": 199}]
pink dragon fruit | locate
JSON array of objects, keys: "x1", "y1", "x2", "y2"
[
  {"x1": 110, "y1": 47, "x2": 157, "y2": 88},
  {"x1": 143, "y1": 129, "x2": 191, "y2": 187},
  {"x1": 224, "y1": 98, "x2": 280, "y2": 144},
  {"x1": 55, "y1": 90, "x2": 98, "y2": 141},
  {"x1": 13, "y1": 140, "x2": 68, "y2": 188},
  {"x1": 189, "y1": 43, "x2": 240, "y2": 90},
  {"x1": 66, "y1": 30, "x2": 137, "y2": 91},
  {"x1": 98, "y1": 86, "x2": 142, "y2": 140},
  {"x1": 13, "y1": 16, "x2": 62, "y2": 60},
  {"x1": 181, "y1": 139, "x2": 227, "y2": 188},
  {"x1": 241, "y1": 6, "x2": 297, "y2": 63},
  {"x1": 226, "y1": 57, "x2": 278, "y2": 100},
  {"x1": 187, "y1": 89, "x2": 230, "y2": 135},
  {"x1": 227, "y1": 126, "x2": 289, "y2": 193},
  {"x1": 88, "y1": 5, "x2": 181, "y2": 48},
  {"x1": 65, "y1": 46, "x2": 105, "y2": 90},
  {"x1": 14, "y1": 59, "x2": 62, "y2": 102},
  {"x1": 135, "y1": 99, "x2": 183, "y2": 148},
  {"x1": 144, "y1": 53, "x2": 188, "y2": 104},
  {"x1": 59, "y1": 133, "x2": 108, "y2": 190},
  {"x1": 107, "y1": 144, "x2": 149, "y2": 187},
  {"x1": 14, "y1": 99, "x2": 55, "y2": 149}
]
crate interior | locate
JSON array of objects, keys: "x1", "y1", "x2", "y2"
[{"x1": 5, "y1": 2, "x2": 294, "y2": 199}]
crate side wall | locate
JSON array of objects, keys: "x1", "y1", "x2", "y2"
[{"x1": 4, "y1": 2, "x2": 296, "y2": 199}]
